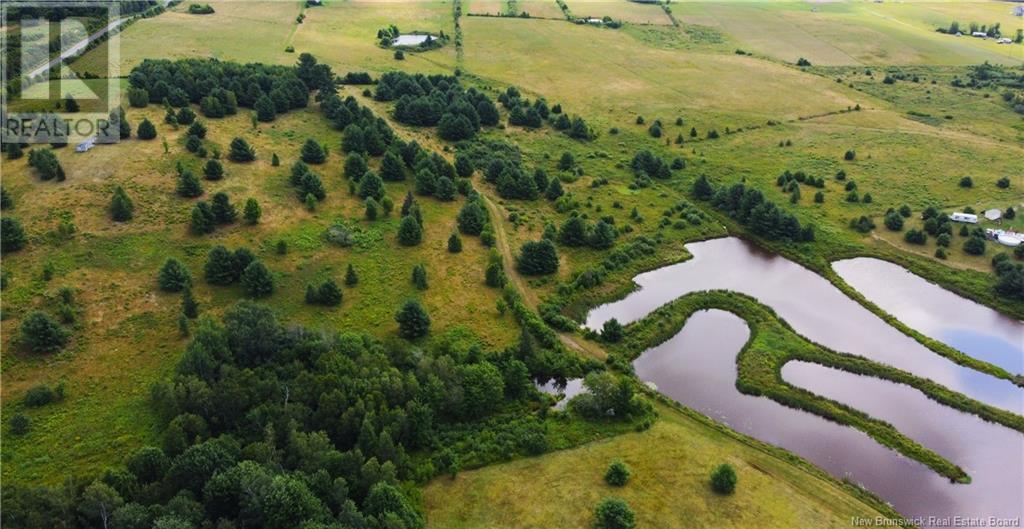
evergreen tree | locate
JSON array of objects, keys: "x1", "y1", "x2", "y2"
[
  {"x1": 380, "y1": 151, "x2": 405, "y2": 181},
  {"x1": 455, "y1": 154, "x2": 474, "y2": 178},
  {"x1": 228, "y1": 137, "x2": 256, "y2": 162},
  {"x1": 181, "y1": 286, "x2": 199, "y2": 318},
  {"x1": 176, "y1": 170, "x2": 204, "y2": 198},
  {"x1": 300, "y1": 138, "x2": 326, "y2": 164},
  {"x1": 64, "y1": 94, "x2": 80, "y2": 112},
  {"x1": 1, "y1": 217, "x2": 27, "y2": 252},
  {"x1": 516, "y1": 240, "x2": 559, "y2": 275},
  {"x1": 243, "y1": 198, "x2": 261, "y2": 224},
  {"x1": 601, "y1": 319, "x2": 623, "y2": 343},
  {"x1": 187, "y1": 120, "x2": 207, "y2": 139},
  {"x1": 255, "y1": 94, "x2": 277, "y2": 122},
  {"x1": 411, "y1": 264, "x2": 428, "y2": 290},
  {"x1": 435, "y1": 177, "x2": 456, "y2": 201},
  {"x1": 20, "y1": 310, "x2": 69, "y2": 352},
  {"x1": 204, "y1": 246, "x2": 239, "y2": 284},
  {"x1": 604, "y1": 460, "x2": 630, "y2": 486},
  {"x1": 365, "y1": 197, "x2": 380, "y2": 220},
  {"x1": 109, "y1": 186, "x2": 134, "y2": 222},
  {"x1": 447, "y1": 232, "x2": 462, "y2": 253},
  {"x1": 271, "y1": 153, "x2": 280, "y2": 166},
  {"x1": 114, "y1": 107, "x2": 131, "y2": 139},
  {"x1": 415, "y1": 168, "x2": 437, "y2": 196},
  {"x1": 545, "y1": 179, "x2": 564, "y2": 200},
  {"x1": 710, "y1": 464, "x2": 737, "y2": 494},
  {"x1": 345, "y1": 264, "x2": 358, "y2": 286},
  {"x1": 241, "y1": 260, "x2": 274, "y2": 297},
  {"x1": 6, "y1": 142, "x2": 24, "y2": 160},
  {"x1": 559, "y1": 216, "x2": 589, "y2": 247},
  {"x1": 203, "y1": 159, "x2": 224, "y2": 180},
  {"x1": 137, "y1": 118, "x2": 157, "y2": 140},
  {"x1": 177, "y1": 107, "x2": 196, "y2": 125},
  {"x1": 345, "y1": 153, "x2": 368, "y2": 181},
  {"x1": 1, "y1": 186, "x2": 12, "y2": 209},
  {"x1": 185, "y1": 134, "x2": 202, "y2": 153},
  {"x1": 397, "y1": 215, "x2": 423, "y2": 246},
  {"x1": 395, "y1": 299, "x2": 430, "y2": 339},
  {"x1": 691, "y1": 174, "x2": 713, "y2": 200},
  {"x1": 158, "y1": 258, "x2": 192, "y2": 292},
  {"x1": 589, "y1": 220, "x2": 617, "y2": 250},
  {"x1": 594, "y1": 498, "x2": 635, "y2": 529},
  {"x1": 358, "y1": 171, "x2": 385, "y2": 200},
  {"x1": 211, "y1": 192, "x2": 237, "y2": 224},
  {"x1": 457, "y1": 200, "x2": 487, "y2": 235},
  {"x1": 190, "y1": 202, "x2": 215, "y2": 234}
]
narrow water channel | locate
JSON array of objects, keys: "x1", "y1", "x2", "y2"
[
  {"x1": 632, "y1": 309, "x2": 1023, "y2": 527},
  {"x1": 833, "y1": 257, "x2": 1023, "y2": 374},
  {"x1": 585, "y1": 237, "x2": 1024, "y2": 414}
]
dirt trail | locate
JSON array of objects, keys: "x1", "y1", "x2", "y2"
[{"x1": 479, "y1": 194, "x2": 605, "y2": 359}]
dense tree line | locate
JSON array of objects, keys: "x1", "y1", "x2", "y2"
[
  {"x1": 693, "y1": 178, "x2": 815, "y2": 242},
  {"x1": 128, "y1": 57, "x2": 324, "y2": 122},
  {"x1": 1, "y1": 297, "x2": 608, "y2": 528},
  {"x1": 373, "y1": 71, "x2": 499, "y2": 141}
]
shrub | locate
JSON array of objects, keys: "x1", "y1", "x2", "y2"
[
  {"x1": 109, "y1": 186, "x2": 134, "y2": 222},
  {"x1": 397, "y1": 216, "x2": 423, "y2": 246},
  {"x1": 158, "y1": 258, "x2": 192, "y2": 292},
  {"x1": 963, "y1": 236, "x2": 986, "y2": 256},
  {"x1": 958, "y1": 176, "x2": 973, "y2": 188},
  {"x1": 996, "y1": 177, "x2": 1010, "y2": 189},
  {"x1": 904, "y1": 229, "x2": 927, "y2": 245},
  {"x1": 240, "y1": 261, "x2": 274, "y2": 297},
  {"x1": 20, "y1": 310, "x2": 70, "y2": 352},
  {"x1": 843, "y1": 149, "x2": 856, "y2": 161},
  {"x1": 604, "y1": 461, "x2": 631, "y2": 486},
  {"x1": 228, "y1": 137, "x2": 256, "y2": 162},
  {"x1": 710, "y1": 463, "x2": 737, "y2": 494},
  {"x1": 447, "y1": 233, "x2": 462, "y2": 253},
  {"x1": 9, "y1": 414, "x2": 30, "y2": 436},
  {"x1": 516, "y1": 240, "x2": 559, "y2": 275},
  {"x1": 137, "y1": 118, "x2": 157, "y2": 139},
  {"x1": 593, "y1": 497, "x2": 635, "y2": 529},
  {"x1": 395, "y1": 299, "x2": 430, "y2": 339},
  {"x1": 601, "y1": 318, "x2": 623, "y2": 343}
]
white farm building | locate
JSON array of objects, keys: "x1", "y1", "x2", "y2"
[{"x1": 950, "y1": 212, "x2": 978, "y2": 224}]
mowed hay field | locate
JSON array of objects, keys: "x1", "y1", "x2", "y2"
[
  {"x1": 292, "y1": 0, "x2": 457, "y2": 75},
  {"x1": 461, "y1": 16, "x2": 859, "y2": 129},
  {"x1": 567, "y1": 0, "x2": 673, "y2": 25},
  {"x1": 0, "y1": 103, "x2": 517, "y2": 484},
  {"x1": 672, "y1": 1, "x2": 1024, "y2": 66},
  {"x1": 74, "y1": 1, "x2": 302, "y2": 75},
  {"x1": 423, "y1": 403, "x2": 888, "y2": 529}
]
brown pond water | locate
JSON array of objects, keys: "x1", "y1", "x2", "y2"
[
  {"x1": 833, "y1": 257, "x2": 1023, "y2": 374},
  {"x1": 585, "y1": 237, "x2": 1023, "y2": 414},
  {"x1": 583, "y1": 237, "x2": 1024, "y2": 525},
  {"x1": 633, "y1": 310, "x2": 1023, "y2": 527}
]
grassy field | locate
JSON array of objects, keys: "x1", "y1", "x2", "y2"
[
  {"x1": 672, "y1": 2, "x2": 1024, "y2": 66},
  {"x1": 74, "y1": 1, "x2": 302, "y2": 75},
  {"x1": 567, "y1": 0, "x2": 673, "y2": 25},
  {"x1": 0, "y1": 102, "x2": 518, "y2": 484},
  {"x1": 423, "y1": 401, "x2": 890, "y2": 529},
  {"x1": 7, "y1": 1, "x2": 1023, "y2": 522}
]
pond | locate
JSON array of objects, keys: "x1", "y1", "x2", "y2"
[
  {"x1": 633, "y1": 309, "x2": 1023, "y2": 526},
  {"x1": 585, "y1": 237, "x2": 1023, "y2": 414},
  {"x1": 833, "y1": 257, "x2": 1023, "y2": 374},
  {"x1": 535, "y1": 378, "x2": 584, "y2": 410},
  {"x1": 584, "y1": 237, "x2": 1024, "y2": 525},
  {"x1": 392, "y1": 34, "x2": 430, "y2": 47}
]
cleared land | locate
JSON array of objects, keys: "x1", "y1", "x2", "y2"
[
  {"x1": 423, "y1": 402, "x2": 888, "y2": 529},
  {"x1": 1, "y1": 103, "x2": 517, "y2": 484},
  {"x1": 672, "y1": 2, "x2": 1024, "y2": 66}
]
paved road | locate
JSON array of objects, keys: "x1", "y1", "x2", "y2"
[
  {"x1": 24, "y1": 17, "x2": 127, "y2": 80},
  {"x1": 23, "y1": 0, "x2": 175, "y2": 80}
]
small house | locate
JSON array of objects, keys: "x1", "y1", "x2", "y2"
[
  {"x1": 997, "y1": 37, "x2": 1012, "y2": 44},
  {"x1": 75, "y1": 137, "x2": 96, "y2": 153},
  {"x1": 971, "y1": 31, "x2": 988, "y2": 38},
  {"x1": 984, "y1": 209, "x2": 1002, "y2": 221},
  {"x1": 950, "y1": 212, "x2": 978, "y2": 224}
]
